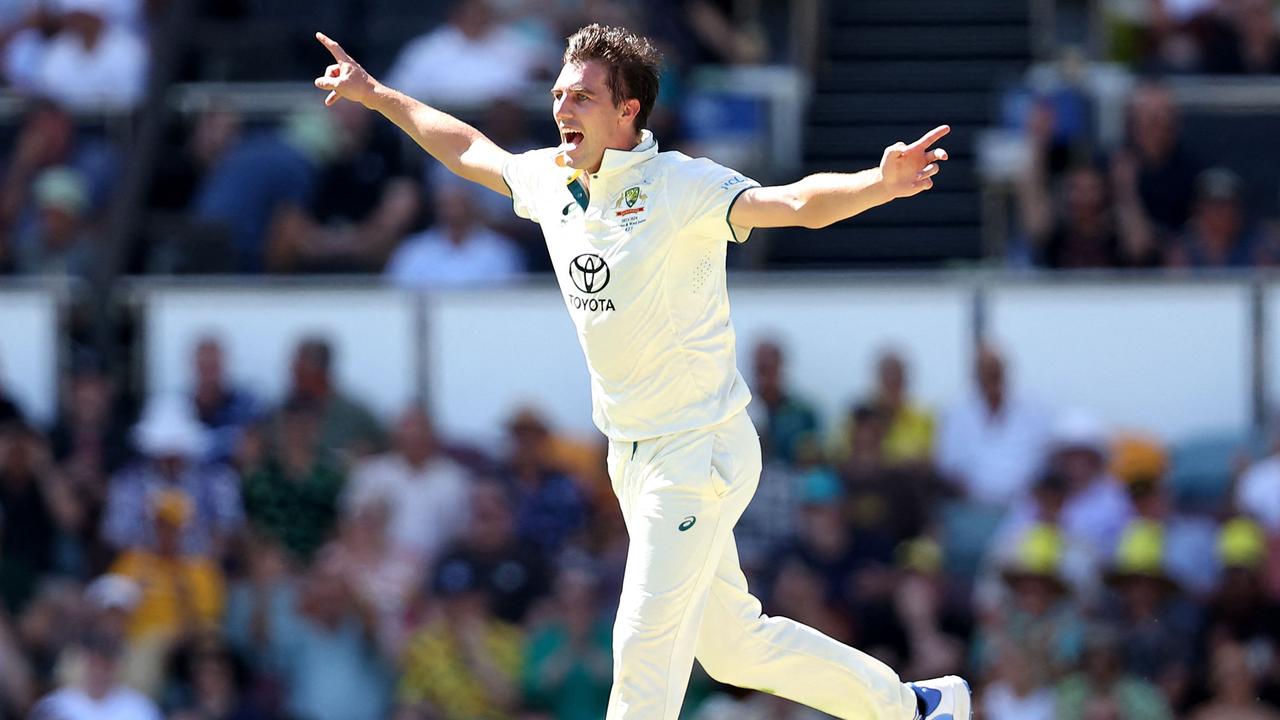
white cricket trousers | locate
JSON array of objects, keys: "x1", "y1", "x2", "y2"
[{"x1": 604, "y1": 409, "x2": 919, "y2": 720}]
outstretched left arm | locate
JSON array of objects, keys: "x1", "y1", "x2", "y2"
[{"x1": 730, "y1": 125, "x2": 950, "y2": 230}]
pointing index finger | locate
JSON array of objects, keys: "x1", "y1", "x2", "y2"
[
  {"x1": 907, "y1": 125, "x2": 951, "y2": 152},
  {"x1": 316, "y1": 32, "x2": 352, "y2": 63}
]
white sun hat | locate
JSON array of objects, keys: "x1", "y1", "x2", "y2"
[{"x1": 132, "y1": 394, "x2": 210, "y2": 459}]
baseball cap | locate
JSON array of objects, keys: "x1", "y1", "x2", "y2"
[
  {"x1": 84, "y1": 574, "x2": 141, "y2": 612},
  {"x1": 799, "y1": 468, "x2": 843, "y2": 505},
  {"x1": 33, "y1": 166, "x2": 89, "y2": 215},
  {"x1": 1196, "y1": 167, "x2": 1243, "y2": 202}
]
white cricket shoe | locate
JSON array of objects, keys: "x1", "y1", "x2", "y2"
[{"x1": 907, "y1": 675, "x2": 971, "y2": 720}]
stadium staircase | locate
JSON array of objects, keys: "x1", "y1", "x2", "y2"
[{"x1": 767, "y1": 0, "x2": 1033, "y2": 267}]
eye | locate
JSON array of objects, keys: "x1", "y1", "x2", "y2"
[{"x1": 575, "y1": 93, "x2": 588, "y2": 102}]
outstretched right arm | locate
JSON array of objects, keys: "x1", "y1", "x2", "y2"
[{"x1": 313, "y1": 32, "x2": 511, "y2": 197}]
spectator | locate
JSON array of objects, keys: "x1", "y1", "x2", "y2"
[
  {"x1": 433, "y1": 478, "x2": 550, "y2": 624},
  {"x1": 1055, "y1": 625, "x2": 1173, "y2": 720},
  {"x1": 893, "y1": 538, "x2": 966, "y2": 682},
  {"x1": 189, "y1": 336, "x2": 259, "y2": 465},
  {"x1": 280, "y1": 337, "x2": 385, "y2": 460},
  {"x1": 12, "y1": 166, "x2": 99, "y2": 277},
  {"x1": 28, "y1": 631, "x2": 162, "y2": 720},
  {"x1": 1188, "y1": 641, "x2": 1280, "y2": 720},
  {"x1": 1100, "y1": 521, "x2": 1198, "y2": 706},
  {"x1": 254, "y1": 555, "x2": 393, "y2": 720},
  {"x1": 317, "y1": 499, "x2": 421, "y2": 656},
  {"x1": 107, "y1": 491, "x2": 225, "y2": 640},
  {"x1": 448, "y1": 96, "x2": 545, "y2": 263},
  {"x1": 148, "y1": 106, "x2": 244, "y2": 214},
  {"x1": 166, "y1": 635, "x2": 270, "y2": 720},
  {"x1": 101, "y1": 395, "x2": 244, "y2": 558},
  {"x1": 241, "y1": 399, "x2": 346, "y2": 564},
  {"x1": 1199, "y1": 519, "x2": 1280, "y2": 664},
  {"x1": 521, "y1": 563, "x2": 612, "y2": 720},
  {"x1": 2, "y1": 0, "x2": 148, "y2": 111},
  {"x1": 1116, "y1": 83, "x2": 1202, "y2": 239},
  {"x1": 761, "y1": 469, "x2": 903, "y2": 656},
  {"x1": 343, "y1": 405, "x2": 470, "y2": 565},
  {"x1": 974, "y1": 525, "x2": 1085, "y2": 683},
  {"x1": 13, "y1": 579, "x2": 83, "y2": 698},
  {"x1": 1218, "y1": 0, "x2": 1280, "y2": 75},
  {"x1": 194, "y1": 109, "x2": 338, "y2": 272},
  {"x1": 266, "y1": 99, "x2": 422, "y2": 273},
  {"x1": 1169, "y1": 167, "x2": 1261, "y2": 268},
  {"x1": 399, "y1": 555, "x2": 523, "y2": 720},
  {"x1": 1043, "y1": 410, "x2": 1133, "y2": 558},
  {"x1": 0, "y1": 421, "x2": 81, "y2": 614},
  {"x1": 107, "y1": 490, "x2": 226, "y2": 695},
  {"x1": 385, "y1": 0, "x2": 553, "y2": 107},
  {"x1": 384, "y1": 178, "x2": 524, "y2": 289},
  {"x1": 747, "y1": 339, "x2": 819, "y2": 465},
  {"x1": 1019, "y1": 157, "x2": 1157, "y2": 269},
  {"x1": 765, "y1": 555, "x2": 853, "y2": 647},
  {"x1": 980, "y1": 642, "x2": 1056, "y2": 720},
  {"x1": 1235, "y1": 440, "x2": 1280, "y2": 532},
  {"x1": 49, "y1": 352, "x2": 131, "y2": 498},
  {"x1": 870, "y1": 350, "x2": 934, "y2": 466},
  {"x1": 1116, "y1": 443, "x2": 1221, "y2": 597},
  {"x1": 1134, "y1": 0, "x2": 1224, "y2": 74},
  {"x1": 937, "y1": 345, "x2": 1051, "y2": 505},
  {"x1": 502, "y1": 407, "x2": 588, "y2": 558},
  {"x1": 647, "y1": 0, "x2": 768, "y2": 66},
  {"x1": 82, "y1": 573, "x2": 140, "y2": 643},
  {"x1": 0, "y1": 101, "x2": 116, "y2": 272},
  {"x1": 836, "y1": 403, "x2": 934, "y2": 548},
  {"x1": 976, "y1": 470, "x2": 1104, "y2": 617}
]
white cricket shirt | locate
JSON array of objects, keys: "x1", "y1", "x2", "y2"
[{"x1": 502, "y1": 130, "x2": 759, "y2": 441}]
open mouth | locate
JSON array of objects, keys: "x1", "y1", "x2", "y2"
[{"x1": 561, "y1": 130, "x2": 584, "y2": 149}]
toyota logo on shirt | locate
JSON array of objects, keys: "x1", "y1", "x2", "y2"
[{"x1": 569, "y1": 253, "x2": 610, "y2": 294}]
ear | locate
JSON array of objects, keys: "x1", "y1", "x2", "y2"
[{"x1": 619, "y1": 98, "x2": 641, "y2": 123}]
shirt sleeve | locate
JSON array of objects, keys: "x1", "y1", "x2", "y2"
[
  {"x1": 501, "y1": 148, "x2": 556, "y2": 223},
  {"x1": 670, "y1": 157, "x2": 760, "y2": 243}
]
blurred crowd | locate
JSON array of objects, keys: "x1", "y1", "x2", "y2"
[
  {"x1": 1003, "y1": 0, "x2": 1280, "y2": 270},
  {"x1": 1105, "y1": 0, "x2": 1280, "y2": 76},
  {"x1": 1, "y1": 331, "x2": 1279, "y2": 720},
  {"x1": 0, "y1": 0, "x2": 785, "y2": 281}
]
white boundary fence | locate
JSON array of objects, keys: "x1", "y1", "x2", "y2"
[{"x1": 1, "y1": 273, "x2": 1275, "y2": 447}]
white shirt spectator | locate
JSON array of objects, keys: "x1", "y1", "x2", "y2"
[
  {"x1": 31, "y1": 687, "x2": 162, "y2": 720},
  {"x1": 24, "y1": 23, "x2": 147, "y2": 110},
  {"x1": 937, "y1": 394, "x2": 1051, "y2": 505},
  {"x1": 1237, "y1": 454, "x2": 1280, "y2": 532},
  {"x1": 385, "y1": 225, "x2": 523, "y2": 289},
  {"x1": 385, "y1": 22, "x2": 546, "y2": 107},
  {"x1": 343, "y1": 453, "x2": 471, "y2": 563},
  {"x1": 980, "y1": 682, "x2": 1056, "y2": 720}
]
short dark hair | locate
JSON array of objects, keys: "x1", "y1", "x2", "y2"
[
  {"x1": 563, "y1": 24, "x2": 662, "y2": 131},
  {"x1": 295, "y1": 337, "x2": 332, "y2": 371}
]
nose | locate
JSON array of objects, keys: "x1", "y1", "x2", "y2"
[{"x1": 554, "y1": 96, "x2": 572, "y2": 122}]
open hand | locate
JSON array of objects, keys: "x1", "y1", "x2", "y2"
[
  {"x1": 313, "y1": 32, "x2": 378, "y2": 107},
  {"x1": 880, "y1": 125, "x2": 950, "y2": 199}
]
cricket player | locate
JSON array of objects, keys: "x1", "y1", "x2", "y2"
[{"x1": 314, "y1": 23, "x2": 968, "y2": 720}]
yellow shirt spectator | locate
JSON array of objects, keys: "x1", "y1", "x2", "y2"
[
  {"x1": 108, "y1": 550, "x2": 226, "y2": 640},
  {"x1": 399, "y1": 611, "x2": 523, "y2": 720}
]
